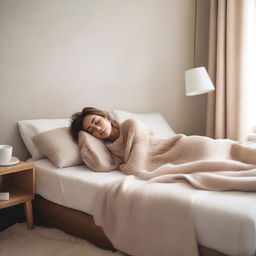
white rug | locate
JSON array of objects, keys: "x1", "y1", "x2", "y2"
[{"x1": 0, "y1": 223, "x2": 126, "y2": 256}]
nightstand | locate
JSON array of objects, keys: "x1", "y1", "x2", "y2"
[{"x1": 0, "y1": 162, "x2": 35, "y2": 229}]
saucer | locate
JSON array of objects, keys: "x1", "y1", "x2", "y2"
[{"x1": 0, "y1": 156, "x2": 20, "y2": 166}]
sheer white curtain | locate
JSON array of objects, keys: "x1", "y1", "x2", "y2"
[{"x1": 247, "y1": 0, "x2": 256, "y2": 141}]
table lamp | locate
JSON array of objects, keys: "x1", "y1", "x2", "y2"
[{"x1": 185, "y1": 67, "x2": 215, "y2": 96}]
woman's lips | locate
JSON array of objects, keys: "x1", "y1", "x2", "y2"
[{"x1": 101, "y1": 129, "x2": 106, "y2": 136}]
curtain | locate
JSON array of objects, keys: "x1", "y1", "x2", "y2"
[{"x1": 206, "y1": 0, "x2": 248, "y2": 141}]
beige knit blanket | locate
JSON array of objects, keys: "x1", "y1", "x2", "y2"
[
  {"x1": 93, "y1": 119, "x2": 256, "y2": 256},
  {"x1": 93, "y1": 176, "x2": 199, "y2": 256},
  {"x1": 105, "y1": 119, "x2": 256, "y2": 191}
]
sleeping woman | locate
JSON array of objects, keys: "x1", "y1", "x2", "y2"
[{"x1": 70, "y1": 107, "x2": 256, "y2": 181}]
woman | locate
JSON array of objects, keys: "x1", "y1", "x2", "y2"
[
  {"x1": 71, "y1": 107, "x2": 153, "y2": 174},
  {"x1": 71, "y1": 107, "x2": 256, "y2": 178}
]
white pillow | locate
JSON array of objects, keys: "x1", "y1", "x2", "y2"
[
  {"x1": 18, "y1": 119, "x2": 70, "y2": 160},
  {"x1": 113, "y1": 110, "x2": 175, "y2": 138}
]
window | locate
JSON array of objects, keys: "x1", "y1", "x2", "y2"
[{"x1": 247, "y1": 0, "x2": 256, "y2": 141}]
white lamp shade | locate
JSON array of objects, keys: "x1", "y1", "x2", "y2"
[{"x1": 185, "y1": 67, "x2": 215, "y2": 96}]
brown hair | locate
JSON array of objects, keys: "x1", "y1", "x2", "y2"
[{"x1": 70, "y1": 107, "x2": 119, "y2": 141}]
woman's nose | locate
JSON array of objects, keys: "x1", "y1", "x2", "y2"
[{"x1": 94, "y1": 125, "x2": 101, "y2": 132}]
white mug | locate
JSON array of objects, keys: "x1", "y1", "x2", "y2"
[{"x1": 0, "y1": 145, "x2": 13, "y2": 163}]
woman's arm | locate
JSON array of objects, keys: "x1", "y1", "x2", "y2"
[
  {"x1": 119, "y1": 119, "x2": 150, "y2": 175},
  {"x1": 78, "y1": 131, "x2": 122, "y2": 172}
]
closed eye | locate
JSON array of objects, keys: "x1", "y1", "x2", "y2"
[{"x1": 86, "y1": 117, "x2": 97, "y2": 134}]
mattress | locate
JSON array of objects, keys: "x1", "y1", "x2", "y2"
[{"x1": 32, "y1": 159, "x2": 256, "y2": 256}]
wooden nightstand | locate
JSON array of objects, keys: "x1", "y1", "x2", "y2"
[{"x1": 0, "y1": 162, "x2": 35, "y2": 229}]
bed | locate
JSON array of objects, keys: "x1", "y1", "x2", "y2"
[
  {"x1": 18, "y1": 110, "x2": 256, "y2": 256},
  {"x1": 30, "y1": 158, "x2": 256, "y2": 256}
]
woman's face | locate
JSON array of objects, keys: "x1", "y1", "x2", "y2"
[{"x1": 82, "y1": 114, "x2": 112, "y2": 139}]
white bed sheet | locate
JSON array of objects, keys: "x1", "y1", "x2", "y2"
[
  {"x1": 33, "y1": 159, "x2": 125, "y2": 215},
  {"x1": 32, "y1": 159, "x2": 256, "y2": 256}
]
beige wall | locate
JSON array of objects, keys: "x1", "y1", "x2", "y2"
[{"x1": 0, "y1": 0, "x2": 210, "y2": 160}]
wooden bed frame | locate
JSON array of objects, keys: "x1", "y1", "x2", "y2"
[{"x1": 33, "y1": 195, "x2": 226, "y2": 256}]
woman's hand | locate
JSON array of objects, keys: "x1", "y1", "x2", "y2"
[
  {"x1": 119, "y1": 163, "x2": 138, "y2": 175},
  {"x1": 112, "y1": 156, "x2": 123, "y2": 167}
]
